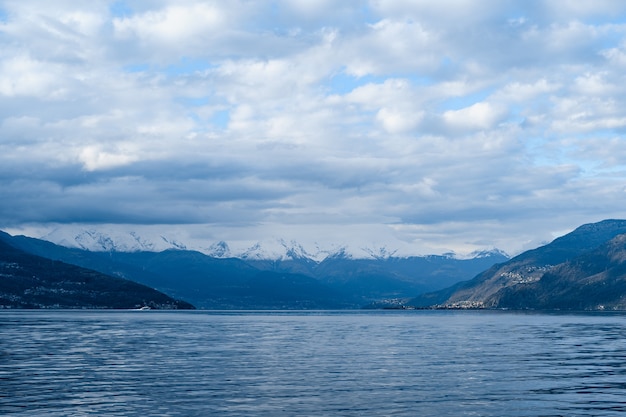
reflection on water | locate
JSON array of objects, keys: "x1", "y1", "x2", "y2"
[{"x1": 1, "y1": 310, "x2": 626, "y2": 416}]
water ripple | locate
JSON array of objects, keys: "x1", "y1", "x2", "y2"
[{"x1": 1, "y1": 310, "x2": 626, "y2": 416}]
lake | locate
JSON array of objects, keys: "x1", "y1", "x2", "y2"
[{"x1": 1, "y1": 310, "x2": 626, "y2": 416}]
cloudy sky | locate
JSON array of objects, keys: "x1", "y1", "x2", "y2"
[{"x1": 2, "y1": 0, "x2": 626, "y2": 256}]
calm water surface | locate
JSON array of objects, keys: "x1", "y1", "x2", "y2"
[{"x1": 1, "y1": 310, "x2": 626, "y2": 416}]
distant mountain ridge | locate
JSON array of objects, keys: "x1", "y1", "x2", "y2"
[
  {"x1": 12, "y1": 220, "x2": 626, "y2": 310},
  {"x1": 36, "y1": 226, "x2": 507, "y2": 262},
  {"x1": 1, "y1": 230, "x2": 508, "y2": 309},
  {"x1": 410, "y1": 219, "x2": 626, "y2": 310}
]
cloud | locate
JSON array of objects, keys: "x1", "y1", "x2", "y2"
[
  {"x1": 112, "y1": 3, "x2": 226, "y2": 52},
  {"x1": 341, "y1": 19, "x2": 441, "y2": 77},
  {"x1": 79, "y1": 144, "x2": 140, "y2": 171},
  {"x1": 1, "y1": 1, "x2": 626, "y2": 255},
  {"x1": 442, "y1": 102, "x2": 506, "y2": 131},
  {"x1": 376, "y1": 107, "x2": 423, "y2": 133},
  {"x1": 0, "y1": 55, "x2": 66, "y2": 98}
]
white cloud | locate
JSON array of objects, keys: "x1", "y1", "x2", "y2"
[
  {"x1": 376, "y1": 107, "x2": 422, "y2": 133},
  {"x1": 1, "y1": 1, "x2": 626, "y2": 256},
  {"x1": 113, "y1": 3, "x2": 224, "y2": 44},
  {"x1": 341, "y1": 19, "x2": 440, "y2": 76},
  {"x1": 79, "y1": 144, "x2": 140, "y2": 171},
  {"x1": 602, "y1": 43, "x2": 626, "y2": 68},
  {"x1": 0, "y1": 55, "x2": 63, "y2": 97},
  {"x1": 494, "y1": 79, "x2": 558, "y2": 102},
  {"x1": 443, "y1": 102, "x2": 506, "y2": 131}
]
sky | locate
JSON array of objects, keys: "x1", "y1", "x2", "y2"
[{"x1": 2, "y1": 0, "x2": 626, "y2": 257}]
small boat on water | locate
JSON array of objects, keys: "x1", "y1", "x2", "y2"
[{"x1": 136, "y1": 306, "x2": 151, "y2": 311}]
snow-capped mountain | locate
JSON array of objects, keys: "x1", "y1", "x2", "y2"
[
  {"x1": 41, "y1": 228, "x2": 189, "y2": 253},
  {"x1": 239, "y1": 239, "x2": 319, "y2": 261},
  {"x1": 207, "y1": 241, "x2": 230, "y2": 258},
  {"x1": 467, "y1": 248, "x2": 510, "y2": 259},
  {"x1": 361, "y1": 246, "x2": 399, "y2": 260},
  {"x1": 37, "y1": 227, "x2": 378, "y2": 261},
  {"x1": 32, "y1": 225, "x2": 509, "y2": 262}
]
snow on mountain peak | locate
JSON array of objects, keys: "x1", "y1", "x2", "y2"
[
  {"x1": 324, "y1": 246, "x2": 352, "y2": 260},
  {"x1": 159, "y1": 235, "x2": 188, "y2": 251},
  {"x1": 42, "y1": 227, "x2": 181, "y2": 253},
  {"x1": 32, "y1": 225, "x2": 510, "y2": 262},
  {"x1": 467, "y1": 248, "x2": 510, "y2": 259},
  {"x1": 238, "y1": 239, "x2": 325, "y2": 261},
  {"x1": 362, "y1": 246, "x2": 398, "y2": 260},
  {"x1": 206, "y1": 241, "x2": 231, "y2": 258}
]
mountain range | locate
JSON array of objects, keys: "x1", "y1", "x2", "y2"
[
  {"x1": 36, "y1": 226, "x2": 505, "y2": 262},
  {"x1": 8, "y1": 219, "x2": 626, "y2": 311},
  {"x1": 0, "y1": 229, "x2": 508, "y2": 309},
  {"x1": 410, "y1": 219, "x2": 626, "y2": 310}
]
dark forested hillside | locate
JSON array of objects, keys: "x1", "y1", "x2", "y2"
[{"x1": 0, "y1": 236, "x2": 194, "y2": 309}]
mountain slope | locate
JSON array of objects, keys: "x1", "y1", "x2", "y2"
[
  {"x1": 492, "y1": 233, "x2": 626, "y2": 310},
  {"x1": 312, "y1": 253, "x2": 508, "y2": 304},
  {"x1": 410, "y1": 219, "x2": 626, "y2": 310},
  {"x1": 108, "y1": 250, "x2": 351, "y2": 309},
  {"x1": 0, "y1": 235, "x2": 194, "y2": 309}
]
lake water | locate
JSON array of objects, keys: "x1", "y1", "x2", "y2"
[{"x1": 1, "y1": 310, "x2": 626, "y2": 416}]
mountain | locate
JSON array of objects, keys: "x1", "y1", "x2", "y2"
[
  {"x1": 35, "y1": 227, "x2": 335, "y2": 259},
  {"x1": 214, "y1": 247, "x2": 508, "y2": 306},
  {"x1": 410, "y1": 219, "x2": 626, "y2": 310},
  {"x1": 0, "y1": 233, "x2": 352, "y2": 309},
  {"x1": 0, "y1": 233, "x2": 194, "y2": 309},
  {"x1": 105, "y1": 250, "x2": 350, "y2": 309},
  {"x1": 40, "y1": 227, "x2": 190, "y2": 253},
  {"x1": 35, "y1": 226, "x2": 502, "y2": 262},
  {"x1": 1, "y1": 230, "x2": 508, "y2": 309}
]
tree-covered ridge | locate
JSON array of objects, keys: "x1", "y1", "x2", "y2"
[{"x1": 0, "y1": 236, "x2": 194, "y2": 309}]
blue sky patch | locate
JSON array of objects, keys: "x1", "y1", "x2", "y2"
[
  {"x1": 327, "y1": 70, "x2": 433, "y2": 95},
  {"x1": 178, "y1": 97, "x2": 211, "y2": 107},
  {"x1": 123, "y1": 63, "x2": 150, "y2": 73},
  {"x1": 110, "y1": 1, "x2": 133, "y2": 18},
  {"x1": 165, "y1": 57, "x2": 213, "y2": 77},
  {"x1": 211, "y1": 110, "x2": 230, "y2": 129},
  {"x1": 326, "y1": 72, "x2": 384, "y2": 94}
]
